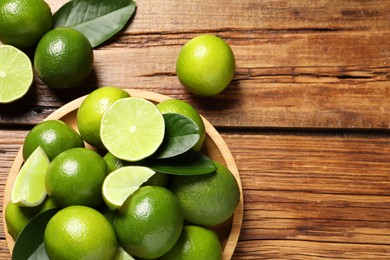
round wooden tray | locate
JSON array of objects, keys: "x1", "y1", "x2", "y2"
[{"x1": 3, "y1": 89, "x2": 244, "y2": 259}]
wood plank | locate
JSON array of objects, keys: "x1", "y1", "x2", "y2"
[
  {"x1": 1, "y1": 130, "x2": 390, "y2": 258},
  {"x1": 2, "y1": 1, "x2": 390, "y2": 129}
]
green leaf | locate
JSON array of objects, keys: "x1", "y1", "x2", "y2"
[
  {"x1": 147, "y1": 150, "x2": 216, "y2": 175},
  {"x1": 154, "y1": 113, "x2": 200, "y2": 159},
  {"x1": 53, "y1": 0, "x2": 137, "y2": 47},
  {"x1": 12, "y1": 208, "x2": 58, "y2": 260}
]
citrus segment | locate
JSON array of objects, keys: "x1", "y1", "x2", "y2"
[
  {"x1": 0, "y1": 45, "x2": 33, "y2": 103},
  {"x1": 11, "y1": 147, "x2": 50, "y2": 207},
  {"x1": 101, "y1": 97, "x2": 165, "y2": 162},
  {"x1": 102, "y1": 166, "x2": 155, "y2": 210}
]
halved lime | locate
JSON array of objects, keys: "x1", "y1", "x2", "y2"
[
  {"x1": 11, "y1": 146, "x2": 50, "y2": 207},
  {"x1": 0, "y1": 45, "x2": 33, "y2": 103},
  {"x1": 102, "y1": 166, "x2": 155, "y2": 210},
  {"x1": 101, "y1": 97, "x2": 165, "y2": 162}
]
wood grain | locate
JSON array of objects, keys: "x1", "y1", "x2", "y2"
[
  {"x1": 2, "y1": 0, "x2": 390, "y2": 259},
  {"x1": 2, "y1": 131, "x2": 390, "y2": 259},
  {"x1": 2, "y1": 1, "x2": 390, "y2": 129}
]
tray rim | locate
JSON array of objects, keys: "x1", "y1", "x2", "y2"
[{"x1": 2, "y1": 89, "x2": 244, "y2": 259}]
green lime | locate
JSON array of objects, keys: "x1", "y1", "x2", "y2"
[
  {"x1": 101, "y1": 97, "x2": 165, "y2": 162},
  {"x1": 5, "y1": 197, "x2": 56, "y2": 240},
  {"x1": 45, "y1": 147, "x2": 108, "y2": 208},
  {"x1": 104, "y1": 152, "x2": 128, "y2": 173},
  {"x1": 161, "y1": 225, "x2": 222, "y2": 260},
  {"x1": 103, "y1": 152, "x2": 170, "y2": 187},
  {"x1": 44, "y1": 205, "x2": 117, "y2": 260},
  {"x1": 34, "y1": 27, "x2": 93, "y2": 89},
  {"x1": 114, "y1": 186, "x2": 183, "y2": 259},
  {"x1": 0, "y1": 45, "x2": 33, "y2": 103},
  {"x1": 170, "y1": 161, "x2": 240, "y2": 226},
  {"x1": 102, "y1": 166, "x2": 156, "y2": 210},
  {"x1": 157, "y1": 98, "x2": 206, "y2": 151},
  {"x1": 11, "y1": 146, "x2": 50, "y2": 207},
  {"x1": 0, "y1": 0, "x2": 52, "y2": 49},
  {"x1": 176, "y1": 34, "x2": 235, "y2": 96},
  {"x1": 77, "y1": 87, "x2": 130, "y2": 148},
  {"x1": 22, "y1": 119, "x2": 84, "y2": 161}
]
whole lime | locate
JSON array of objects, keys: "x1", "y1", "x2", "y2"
[
  {"x1": 161, "y1": 225, "x2": 222, "y2": 260},
  {"x1": 34, "y1": 27, "x2": 93, "y2": 89},
  {"x1": 114, "y1": 186, "x2": 183, "y2": 259},
  {"x1": 44, "y1": 205, "x2": 117, "y2": 260},
  {"x1": 170, "y1": 161, "x2": 240, "y2": 226},
  {"x1": 176, "y1": 34, "x2": 235, "y2": 96},
  {"x1": 5, "y1": 197, "x2": 56, "y2": 240},
  {"x1": 157, "y1": 98, "x2": 206, "y2": 151},
  {"x1": 45, "y1": 148, "x2": 108, "y2": 208},
  {"x1": 0, "y1": 0, "x2": 52, "y2": 49},
  {"x1": 77, "y1": 86, "x2": 130, "y2": 148},
  {"x1": 22, "y1": 119, "x2": 84, "y2": 161}
]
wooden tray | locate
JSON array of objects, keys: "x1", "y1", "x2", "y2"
[{"x1": 3, "y1": 89, "x2": 244, "y2": 259}]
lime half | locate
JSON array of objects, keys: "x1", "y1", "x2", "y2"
[
  {"x1": 0, "y1": 45, "x2": 33, "y2": 103},
  {"x1": 102, "y1": 166, "x2": 155, "y2": 210},
  {"x1": 11, "y1": 146, "x2": 50, "y2": 207},
  {"x1": 101, "y1": 97, "x2": 165, "y2": 162}
]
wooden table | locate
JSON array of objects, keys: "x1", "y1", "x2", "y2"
[{"x1": 1, "y1": 0, "x2": 390, "y2": 259}]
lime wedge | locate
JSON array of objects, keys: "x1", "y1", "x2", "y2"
[
  {"x1": 101, "y1": 97, "x2": 165, "y2": 162},
  {"x1": 102, "y1": 166, "x2": 155, "y2": 210},
  {"x1": 11, "y1": 147, "x2": 50, "y2": 207},
  {"x1": 0, "y1": 45, "x2": 33, "y2": 103},
  {"x1": 114, "y1": 247, "x2": 136, "y2": 260}
]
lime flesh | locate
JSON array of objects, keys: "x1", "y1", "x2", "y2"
[
  {"x1": 102, "y1": 166, "x2": 155, "y2": 210},
  {"x1": 101, "y1": 97, "x2": 165, "y2": 162},
  {"x1": 11, "y1": 147, "x2": 50, "y2": 207},
  {"x1": 0, "y1": 45, "x2": 33, "y2": 103}
]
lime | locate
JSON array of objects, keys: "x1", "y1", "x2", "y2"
[
  {"x1": 44, "y1": 205, "x2": 117, "y2": 260},
  {"x1": 157, "y1": 98, "x2": 206, "y2": 151},
  {"x1": 161, "y1": 225, "x2": 222, "y2": 260},
  {"x1": 22, "y1": 119, "x2": 84, "y2": 161},
  {"x1": 101, "y1": 97, "x2": 165, "y2": 162},
  {"x1": 0, "y1": 0, "x2": 52, "y2": 49},
  {"x1": 77, "y1": 87, "x2": 130, "y2": 148},
  {"x1": 114, "y1": 247, "x2": 136, "y2": 260},
  {"x1": 103, "y1": 152, "x2": 170, "y2": 187},
  {"x1": 5, "y1": 197, "x2": 56, "y2": 240},
  {"x1": 34, "y1": 27, "x2": 93, "y2": 89},
  {"x1": 45, "y1": 148, "x2": 108, "y2": 208},
  {"x1": 102, "y1": 166, "x2": 156, "y2": 210},
  {"x1": 11, "y1": 146, "x2": 50, "y2": 207},
  {"x1": 114, "y1": 186, "x2": 183, "y2": 259},
  {"x1": 176, "y1": 34, "x2": 235, "y2": 96},
  {"x1": 170, "y1": 161, "x2": 240, "y2": 226},
  {"x1": 0, "y1": 45, "x2": 33, "y2": 103},
  {"x1": 104, "y1": 152, "x2": 128, "y2": 173}
]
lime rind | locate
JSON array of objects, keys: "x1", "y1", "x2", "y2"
[
  {"x1": 102, "y1": 166, "x2": 155, "y2": 210},
  {"x1": 0, "y1": 45, "x2": 33, "y2": 103},
  {"x1": 11, "y1": 146, "x2": 50, "y2": 207},
  {"x1": 101, "y1": 97, "x2": 165, "y2": 162}
]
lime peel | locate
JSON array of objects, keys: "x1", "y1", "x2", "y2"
[
  {"x1": 102, "y1": 166, "x2": 156, "y2": 210},
  {"x1": 11, "y1": 146, "x2": 50, "y2": 207}
]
